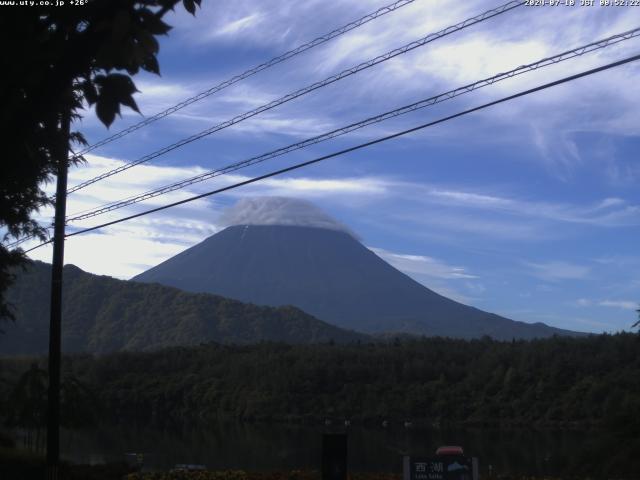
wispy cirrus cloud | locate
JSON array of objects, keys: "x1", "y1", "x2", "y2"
[
  {"x1": 598, "y1": 300, "x2": 638, "y2": 310},
  {"x1": 104, "y1": 0, "x2": 640, "y2": 185},
  {"x1": 81, "y1": 0, "x2": 640, "y2": 186},
  {"x1": 369, "y1": 247, "x2": 484, "y2": 305},
  {"x1": 416, "y1": 187, "x2": 640, "y2": 228},
  {"x1": 599, "y1": 300, "x2": 638, "y2": 310},
  {"x1": 575, "y1": 298, "x2": 638, "y2": 311},
  {"x1": 370, "y1": 247, "x2": 477, "y2": 280},
  {"x1": 170, "y1": 0, "x2": 333, "y2": 47},
  {"x1": 24, "y1": 154, "x2": 395, "y2": 277},
  {"x1": 214, "y1": 13, "x2": 264, "y2": 38},
  {"x1": 57, "y1": 155, "x2": 640, "y2": 251},
  {"x1": 368, "y1": 246, "x2": 482, "y2": 305},
  {"x1": 26, "y1": 1, "x2": 638, "y2": 336},
  {"x1": 525, "y1": 261, "x2": 591, "y2": 282}
]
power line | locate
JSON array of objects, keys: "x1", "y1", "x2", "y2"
[
  {"x1": 14, "y1": 2, "x2": 420, "y2": 250},
  {"x1": 65, "y1": 0, "x2": 525, "y2": 195},
  {"x1": 65, "y1": 26, "x2": 640, "y2": 223},
  {"x1": 6, "y1": 234, "x2": 41, "y2": 249},
  {"x1": 24, "y1": 51, "x2": 640, "y2": 253},
  {"x1": 71, "y1": 0, "x2": 419, "y2": 159},
  {"x1": 8, "y1": 0, "x2": 416, "y2": 250}
]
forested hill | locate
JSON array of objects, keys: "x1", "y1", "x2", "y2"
[
  {"x1": 5, "y1": 333, "x2": 636, "y2": 429},
  {"x1": 0, "y1": 261, "x2": 367, "y2": 355}
]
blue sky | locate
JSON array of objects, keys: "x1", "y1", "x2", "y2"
[{"x1": 25, "y1": 0, "x2": 640, "y2": 333}]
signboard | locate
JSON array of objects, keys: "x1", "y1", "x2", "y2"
[{"x1": 403, "y1": 456, "x2": 478, "y2": 480}]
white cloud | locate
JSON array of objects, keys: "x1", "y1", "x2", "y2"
[
  {"x1": 23, "y1": 153, "x2": 640, "y2": 279},
  {"x1": 574, "y1": 298, "x2": 638, "y2": 311},
  {"x1": 598, "y1": 300, "x2": 638, "y2": 311},
  {"x1": 595, "y1": 197, "x2": 625, "y2": 209},
  {"x1": 393, "y1": 209, "x2": 546, "y2": 241},
  {"x1": 428, "y1": 189, "x2": 513, "y2": 208},
  {"x1": 525, "y1": 261, "x2": 591, "y2": 282},
  {"x1": 23, "y1": 154, "x2": 222, "y2": 278},
  {"x1": 134, "y1": 80, "x2": 192, "y2": 111},
  {"x1": 368, "y1": 247, "x2": 479, "y2": 305},
  {"x1": 60, "y1": 154, "x2": 393, "y2": 221},
  {"x1": 171, "y1": 0, "x2": 317, "y2": 47},
  {"x1": 215, "y1": 13, "x2": 264, "y2": 37},
  {"x1": 21, "y1": 153, "x2": 393, "y2": 277},
  {"x1": 218, "y1": 196, "x2": 356, "y2": 236},
  {"x1": 426, "y1": 284, "x2": 474, "y2": 306},
  {"x1": 7, "y1": 1, "x2": 638, "y2": 338},
  {"x1": 418, "y1": 186, "x2": 640, "y2": 228},
  {"x1": 237, "y1": 176, "x2": 389, "y2": 197},
  {"x1": 407, "y1": 37, "x2": 548, "y2": 87},
  {"x1": 594, "y1": 255, "x2": 640, "y2": 267},
  {"x1": 370, "y1": 247, "x2": 477, "y2": 280},
  {"x1": 82, "y1": 0, "x2": 640, "y2": 185},
  {"x1": 63, "y1": 155, "x2": 213, "y2": 222},
  {"x1": 27, "y1": 230, "x2": 190, "y2": 280},
  {"x1": 153, "y1": 0, "x2": 640, "y2": 175}
]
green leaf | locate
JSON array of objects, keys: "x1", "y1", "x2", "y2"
[
  {"x1": 136, "y1": 29, "x2": 159, "y2": 56},
  {"x1": 69, "y1": 131, "x2": 88, "y2": 147},
  {"x1": 183, "y1": 0, "x2": 196, "y2": 15},
  {"x1": 120, "y1": 93, "x2": 141, "y2": 114},
  {"x1": 95, "y1": 97, "x2": 120, "y2": 128},
  {"x1": 111, "y1": 9, "x2": 132, "y2": 43},
  {"x1": 94, "y1": 73, "x2": 141, "y2": 126},
  {"x1": 81, "y1": 80, "x2": 98, "y2": 105},
  {"x1": 142, "y1": 55, "x2": 160, "y2": 75},
  {"x1": 138, "y1": 8, "x2": 172, "y2": 35}
]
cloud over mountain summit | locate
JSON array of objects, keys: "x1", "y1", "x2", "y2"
[{"x1": 219, "y1": 197, "x2": 357, "y2": 237}]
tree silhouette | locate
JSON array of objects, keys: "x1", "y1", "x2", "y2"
[
  {"x1": 4, "y1": 364, "x2": 48, "y2": 451},
  {"x1": 4, "y1": 363, "x2": 101, "y2": 451},
  {"x1": 0, "y1": 0, "x2": 202, "y2": 323}
]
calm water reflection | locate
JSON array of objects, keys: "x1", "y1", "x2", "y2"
[{"x1": 61, "y1": 423, "x2": 589, "y2": 476}]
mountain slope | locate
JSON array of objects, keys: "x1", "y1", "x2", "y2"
[
  {"x1": 133, "y1": 225, "x2": 581, "y2": 339},
  {"x1": 0, "y1": 261, "x2": 366, "y2": 355}
]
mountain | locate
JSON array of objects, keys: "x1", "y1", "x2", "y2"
[
  {"x1": 133, "y1": 223, "x2": 581, "y2": 340},
  {"x1": 0, "y1": 261, "x2": 367, "y2": 355}
]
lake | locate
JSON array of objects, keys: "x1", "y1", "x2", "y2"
[{"x1": 60, "y1": 422, "x2": 592, "y2": 476}]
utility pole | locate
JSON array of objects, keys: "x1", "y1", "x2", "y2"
[{"x1": 47, "y1": 110, "x2": 70, "y2": 480}]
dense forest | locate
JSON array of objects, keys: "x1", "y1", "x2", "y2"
[
  {"x1": 1, "y1": 333, "x2": 639, "y2": 430},
  {"x1": 2, "y1": 333, "x2": 640, "y2": 477}
]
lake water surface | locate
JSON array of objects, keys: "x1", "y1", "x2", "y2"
[{"x1": 61, "y1": 422, "x2": 593, "y2": 476}]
